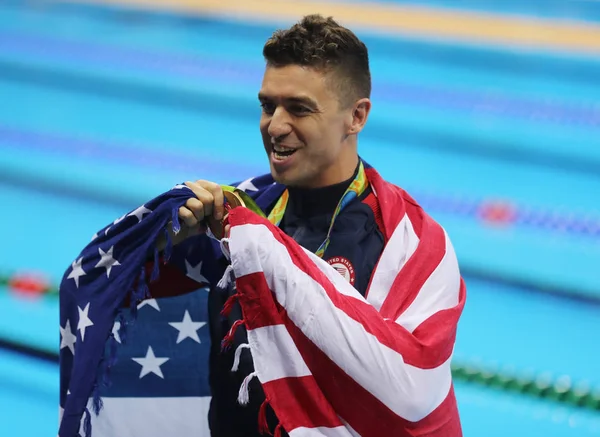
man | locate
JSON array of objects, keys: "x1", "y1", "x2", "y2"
[{"x1": 58, "y1": 14, "x2": 465, "y2": 437}]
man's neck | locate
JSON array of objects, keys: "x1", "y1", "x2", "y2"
[
  {"x1": 286, "y1": 161, "x2": 360, "y2": 217},
  {"x1": 305, "y1": 154, "x2": 359, "y2": 189}
]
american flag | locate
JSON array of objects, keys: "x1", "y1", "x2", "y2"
[{"x1": 58, "y1": 163, "x2": 466, "y2": 436}]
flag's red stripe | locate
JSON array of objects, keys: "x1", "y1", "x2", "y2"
[
  {"x1": 379, "y1": 204, "x2": 448, "y2": 321},
  {"x1": 230, "y1": 209, "x2": 457, "y2": 369},
  {"x1": 411, "y1": 279, "x2": 466, "y2": 358},
  {"x1": 262, "y1": 376, "x2": 344, "y2": 431},
  {"x1": 236, "y1": 271, "x2": 285, "y2": 330},
  {"x1": 146, "y1": 260, "x2": 206, "y2": 298},
  {"x1": 121, "y1": 260, "x2": 204, "y2": 307},
  {"x1": 362, "y1": 168, "x2": 396, "y2": 302},
  {"x1": 365, "y1": 167, "x2": 406, "y2": 241}
]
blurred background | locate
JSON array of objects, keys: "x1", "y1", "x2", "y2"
[{"x1": 1, "y1": 0, "x2": 600, "y2": 435}]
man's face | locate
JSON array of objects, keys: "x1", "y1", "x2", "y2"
[{"x1": 258, "y1": 64, "x2": 355, "y2": 188}]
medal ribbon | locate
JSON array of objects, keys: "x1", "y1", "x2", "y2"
[{"x1": 267, "y1": 161, "x2": 369, "y2": 258}]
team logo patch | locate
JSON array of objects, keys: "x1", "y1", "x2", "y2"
[{"x1": 326, "y1": 257, "x2": 356, "y2": 286}]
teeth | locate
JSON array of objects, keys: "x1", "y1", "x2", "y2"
[{"x1": 274, "y1": 145, "x2": 294, "y2": 153}]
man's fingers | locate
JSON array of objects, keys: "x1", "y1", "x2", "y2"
[
  {"x1": 202, "y1": 182, "x2": 224, "y2": 220},
  {"x1": 178, "y1": 206, "x2": 198, "y2": 228},
  {"x1": 184, "y1": 181, "x2": 215, "y2": 218},
  {"x1": 185, "y1": 198, "x2": 205, "y2": 222},
  {"x1": 179, "y1": 180, "x2": 224, "y2": 236}
]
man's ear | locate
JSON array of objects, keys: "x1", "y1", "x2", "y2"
[{"x1": 347, "y1": 98, "x2": 371, "y2": 135}]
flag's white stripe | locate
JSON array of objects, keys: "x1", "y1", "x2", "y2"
[
  {"x1": 396, "y1": 230, "x2": 460, "y2": 333},
  {"x1": 247, "y1": 324, "x2": 312, "y2": 383},
  {"x1": 80, "y1": 397, "x2": 210, "y2": 437},
  {"x1": 288, "y1": 425, "x2": 355, "y2": 437},
  {"x1": 230, "y1": 223, "x2": 452, "y2": 421},
  {"x1": 365, "y1": 214, "x2": 418, "y2": 311}
]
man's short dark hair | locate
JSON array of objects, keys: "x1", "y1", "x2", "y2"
[{"x1": 262, "y1": 14, "x2": 371, "y2": 108}]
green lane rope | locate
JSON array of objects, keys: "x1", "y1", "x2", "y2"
[
  {"x1": 451, "y1": 362, "x2": 600, "y2": 411},
  {"x1": 1, "y1": 271, "x2": 598, "y2": 411}
]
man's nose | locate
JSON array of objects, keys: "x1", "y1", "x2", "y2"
[{"x1": 267, "y1": 107, "x2": 293, "y2": 139}]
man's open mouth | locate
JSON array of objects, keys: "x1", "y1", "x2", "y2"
[{"x1": 273, "y1": 145, "x2": 297, "y2": 159}]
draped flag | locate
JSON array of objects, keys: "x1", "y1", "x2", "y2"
[{"x1": 58, "y1": 164, "x2": 466, "y2": 437}]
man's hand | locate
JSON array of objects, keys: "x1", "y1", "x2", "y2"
[
  {"x1": 179, "y1": 180, "x2": 225, "y2": 228},
  {"x1": 156, "y1": 180, "x2": 225, "y2": 251}
]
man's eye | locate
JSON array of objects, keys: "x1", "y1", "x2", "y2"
[
  {"x1": 260, "y1": 102, "x2": 275, "y2": 114},
  {"x1": 291, "y1": 105, "x2": 310, "y2": 114}
]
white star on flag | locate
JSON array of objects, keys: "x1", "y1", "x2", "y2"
[
  {"x1": 173, "y1": 184, "x2": 189, "y2": 190},
  {"x1": 112, "y1": 320, "x2": 121, "y2": 344},
  {"x1": 105, "y1": 214, "x2": 127, "y2": 235},
  {"x1": 77, "y1": 303, "x2": 94, "y2": 342},
  {"x1": 95, "y1": 246, "x2": 121, "y2": 278},
  {"x1": 90, "y1": 232, "x2": 98, "y2": 242},
  {"x1": 60, "y1": 319, "x2": 77, "y2": 355},
  {"x1": 236, "y1": 177, "x2": 259, "y2": 192},
  {"x1": 185, "y1": 259, "x2": 208, "y2": 284},
  {"x1": 131, "y1": 346, "x2": 169, "y2": 379},
  {"x1": 137, "y1": 299, "x2": 160, "y2": 312},
  {"x1": 128, "y1": 205, "x2": 152, "y2": 222},
  {"x1": 169, "y1": 310, "x2": 206, "y2": 344},
  {"x1": 67, "y1": 257, "x2": 86, "y2": 288}
]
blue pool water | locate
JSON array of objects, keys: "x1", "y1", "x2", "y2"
[{"x1": 1, "y1": 1, "x2": 599, "y2": 436}]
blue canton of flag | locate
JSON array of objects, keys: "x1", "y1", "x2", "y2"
[
  {"x1": 58, "y1": 183, "x2": 211, "y2": 437},
  {"x1": 58, "y1": 176, "x2": 285, "y2": 437}
]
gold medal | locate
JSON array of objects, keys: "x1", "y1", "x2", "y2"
[
  {"x1": 207, "y1": 190, "x2": 245, "y2": 239},
  {"x1": 207, "y1": 186, "x2": 266, "y2": 239},
  {"x1": 224, "y1": 190, "x2": 245, "y2": 208}
]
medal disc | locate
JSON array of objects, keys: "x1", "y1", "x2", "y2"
[{"x1": 207, "y1": 190, "x2": 245, "y2": 239}]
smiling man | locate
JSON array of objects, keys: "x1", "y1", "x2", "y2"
[
  {"x1": 59, "y1": 14, "x2": 465, "y2": 437},
  {"x1": 180, "y1": 14, "x2": 465, "y2": 437}
]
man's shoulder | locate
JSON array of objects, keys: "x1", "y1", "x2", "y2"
[
  {"x1": 231, "y1": 173, "x2": 275, "y2": 193},
  {"x1": 364, "y1": 165, "x2": 411, "y2": 206},
  {"x1": 364, "y1": 165, "x2": 447, "y2": 236},
  {"x1": 231, "y1": 173, "x2": 285, "y2": 212}
]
